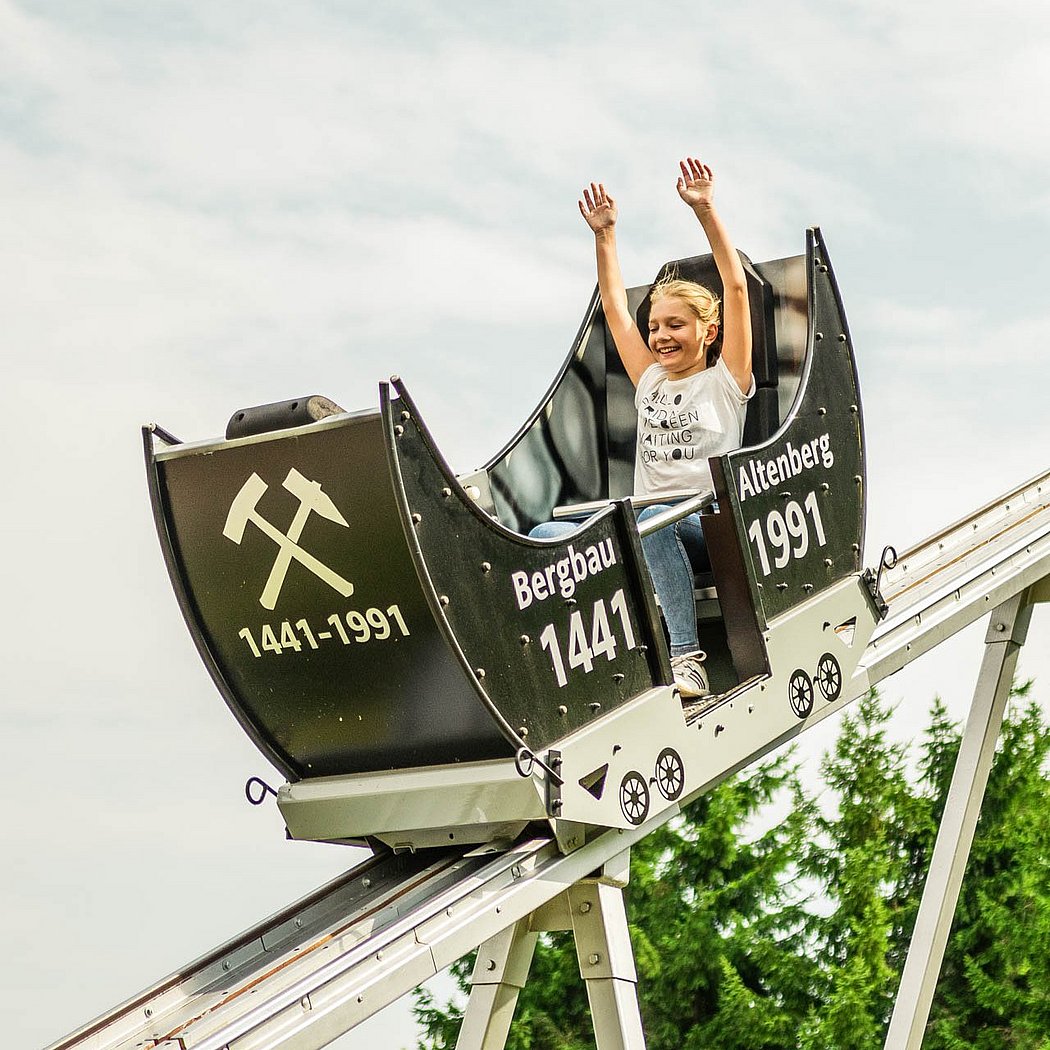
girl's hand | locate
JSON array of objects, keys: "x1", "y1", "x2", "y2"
[
  {"x1": 579, "y1": 182, "x2": 617, "y2": 233},
  {"x1": 676, "y1": 157, "x2": 714, "y2": 211}
]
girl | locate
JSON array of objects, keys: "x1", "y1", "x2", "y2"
[{"x1": 534, "y1": 158, "x2": 754, "y2": 698}]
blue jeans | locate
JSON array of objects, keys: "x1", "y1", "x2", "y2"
[{"x1": 529, "y1": 505, "x2": 710, "y2": 657}]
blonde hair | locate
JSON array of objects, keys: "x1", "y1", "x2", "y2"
[{"x1": 648, "y1": 277, "x2": 723, "y2": 366}]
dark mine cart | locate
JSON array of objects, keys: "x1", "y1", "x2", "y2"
[{"x1": 146, "y1": 229, "x2": 883, "y2": 853}]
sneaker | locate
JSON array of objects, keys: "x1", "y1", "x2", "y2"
[{"x1": 671, "y1": 650, "x2": 709, "y2": 698}]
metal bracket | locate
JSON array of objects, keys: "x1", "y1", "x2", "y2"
[
  {"x1": 863, "y1": 545, "x2": 897, "y2": 619},
  {"x1": 545, "y1": 750, "x2": 563, "y2": 818}
]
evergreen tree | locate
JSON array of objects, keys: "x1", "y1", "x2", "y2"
[{"x1": 415, "y1": 683, "x2": 1050, "y2": 1048}]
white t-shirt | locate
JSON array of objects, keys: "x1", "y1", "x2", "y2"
[{"x1": 633, "y1": 356, "x2": 755, "y2": 497}]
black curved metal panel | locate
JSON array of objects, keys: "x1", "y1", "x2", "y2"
[
  {"x1": 148, "y1": 413, "x2": 508, "y2": 779},
  {"x1": 387, "y1": 381, "x2": 669, "y2": 751},
  {"x1": 487, "y1": 291, "x2": 611, "y2": 534},
  {"x1": 712, "y1": 229, "x2": 866, "y2": 625}
]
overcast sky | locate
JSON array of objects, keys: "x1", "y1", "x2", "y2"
[{"x1": 5, "y1": 2, "x2": 1050, "y2": 1047}]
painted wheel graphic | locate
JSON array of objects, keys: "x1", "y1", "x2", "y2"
[
  {"x1": 619, "y1": 771, "x2": 650, "y2": 825},
  {"x1": 788, "y1": 669, "x2": 814, "y2": 719},
  {"x1": 654, "y1": 747, "x2": 685, "y2": 801},
  {"x1": 816, "y1": 652, "x2": 842, "y2": 702}
]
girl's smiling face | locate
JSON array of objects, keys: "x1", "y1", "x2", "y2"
[{"x1": 647, "y1": 296, "x2": 717, "y2": 379}]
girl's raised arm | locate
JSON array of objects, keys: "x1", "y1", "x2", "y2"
[
  {"x1": 579, "y1": 182, "x2": 652, "y2": 386},
  {"x1": 677, "y1": 158, "x2": 753, "y2": 393}
]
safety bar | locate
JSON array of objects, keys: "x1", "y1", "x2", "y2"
[{"x1": 636, "y1": 491, "x2": 715, "y2": 538}]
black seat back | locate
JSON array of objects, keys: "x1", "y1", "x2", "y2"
[{"x1": 483, "y1": 250, "x2": 805, "y2": 534}]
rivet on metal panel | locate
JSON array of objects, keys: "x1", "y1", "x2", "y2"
[
  {"x1": 301, "y1": 996, "x2": 311, "y2": 1011},
  {"x1": 552, "y1": 799, "x2": 563, "y2": 813},
  {"x1": 486, "y1": 959, "x2": 497, "y2": 971},
  {"x1": 145, "y1": 1008, "x2": 153, "y2": 1019},
  {"x1": 818, "y1": 407, "x2": 827, "y2": 415},
  {"x1": 822, "y1": 483, "x2": 830, "y2": 492},
  {"x1": 362, "y1": 877, "x2": 371, "y2": 888},
  {"x1": 838, "y1": 333, "x2": 846, "y2": 342},
  {"x1": 394, "y1": 425, "x2": 404, "y2": 437},
  {"x1": 580, "y1": 901, "x2": 592, "y2": 913},
  {"x1": 520, "y1": 634, "x2": 530, "y2": 645},
  {"x1": 714, "y1": 725, "x2": 725, "y2": 736},
  {"x1": 852, "y1": 543, "x2": 860, "y2": 552},
  {"x1": 439, "y1": 595, "x2": 449, "y2": 606},
  {"x1": 854, "y1": 475, "x2": 862, "y2": 483},
  {"x1": 481, "y1": 562, "x2": 491, "y2": 573},
  {"x1": 390, "y1": 374, "x2": 400, "y2": 383},
  {"x1": 803, "y1": 583, "x2": 814, "y2": 592},
  {"x1": 824, "y1": 559, "x2": 833, "y2": 567},
  {"x1": 401, "y1": 410, "x2": 411, "y2": 422},
  {"x1": 295, "y1": 917, "x2": 303, "y2": 929},
  {"x1": 849, "y1": 404, "x2": 858, "y2": 413},
  {"x1": 411, "y1": 512, "x2": 422, "y2": 524},
  {"x1": 376, "y1": 951, "x2": 384, "y2": 961},
  {"x1": 511, "y1": 864, "x2": 524, "y2": 879},
  {"x1": 441, "y1": 487, "x2": 451, "y2": 498},
  {"x1": 820, "y1": 264, "x2": 828, "y2": 273},
  {"x1": 589, "y1": 702, "x2": 602, "y2": 712},
  {"x1": 995, "y1": 622, "x2": 1006, "y2": 632},
  {"x1": 612, "y1": 673, "x2": 625, "y2": 683},
  {"x1": 815, "y1": 332, "x2": 824, "y2": 341},
  {"x1": 589, "y1": 953, "x2": 601, "y2": 965},
  {"x1": 518, "y1": 725, "x2": 529, "y2": 736},
  {"x1": 777, "y1": 582, "x2": 788, "y2": 590},
  {"x1": 558, "y1": 705, "x2": 568, "y2": 716},
  {"x1": 447, "y1": 907, "x2": 454, "y2": 916},
  {"x1": 476, "y1": 668, "x2": 486, "y2": 679},
  {"x1": 222, "y1": 959, "x2": 231, "y2": 971}
]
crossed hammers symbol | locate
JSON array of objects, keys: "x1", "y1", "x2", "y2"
[{"x1": 223, "y1": 469, "x2": 355, "y2": 610}]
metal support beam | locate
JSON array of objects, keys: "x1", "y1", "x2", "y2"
[
  {"x1": 884, "y1": 589, "x2": 1034, "y2": 1050},
  {"x1": 569, "y1": 881, "x2": 646, "y2": 1050},
  {"x1": 456, "y1": 850, "x2": 643, "y2": 1050},
  {"x1": 456, "y1": 919, "x2": 538, "y2": 1050}
]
